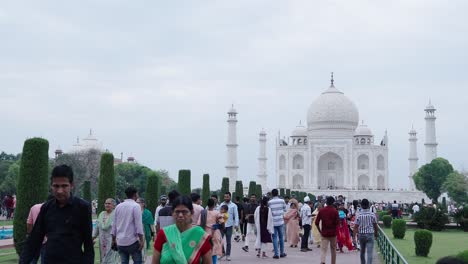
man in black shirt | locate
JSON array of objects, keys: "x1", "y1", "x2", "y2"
[
  {"x1": 20, "y1": 165, "x2": 94, "y2": 264},
  {"x1": 242, "y1": 193, "x2": 258, "y2": 252}
]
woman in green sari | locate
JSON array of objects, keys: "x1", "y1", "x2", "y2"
[
  {"x1": 137, "y1": 198, "x2": 155, "y2": 250},
  {"x1": 152, "y1": 196, "x2": 212, "y2": 264}
]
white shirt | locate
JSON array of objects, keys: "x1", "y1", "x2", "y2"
[
  {"x1": 412, "y1": 204, "x2": 420, "y2": 213},
  {"x1": 300, "y1": 204, "x2": 312, "y2": 226},
  {"x1": 154, "y1": 205, "x2": 164, "y2": 225}
]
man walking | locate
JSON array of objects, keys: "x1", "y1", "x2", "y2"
[
  {"x1": 112, "y1": 186, "x2": 144, "y2": 264},
  {"x1": 20, "y1": 165, "x2": 94, "y2": 264},
  {"x1": 315, "y1": 196, "x2": 339, "y2": 264},
  {"x1": 242, "y1": 193, "x2": 257, "y2": 252},
  {"x1": 300, "y1": 196, "x2": 313, "y2": 252},
  {"x1": 268, "y1": 189, "x2": 287, "y2": 259},
  {"x1": 153, "y1": 195, "x2": 167, "y2": 227},
  {"x1": 191, "y1": 193, "x2": 204, "y2": 226},
  {"x1": 156, "y1": 190, "x2": 180, "y2": 233},
  {"x1": 219, "y1": 192, "x2": 239, "y2": 261},
  {"x1": 354, "y1": 199, "x2": 378, "y2": 264}
]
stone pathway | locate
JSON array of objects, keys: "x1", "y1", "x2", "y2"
[{"x1": 144, "y1": 239, "x2": 381, "y2": 263}]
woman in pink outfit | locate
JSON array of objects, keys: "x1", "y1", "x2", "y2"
[
  {"x1": 199, "y1": 198, "x2": 224, "y2": 263},
  {"x1": 284, "y1": 198, "x2": 300, "y2": 248}
]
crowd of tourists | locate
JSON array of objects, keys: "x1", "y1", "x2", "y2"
[{"x1": 19, "y1": 164, "x2": 385, "y2": 264}]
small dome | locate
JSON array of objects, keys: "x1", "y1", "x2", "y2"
[
  {"x1": 425, "y1": 100, "x2": 436, "y2": 111},
  {"x1": 354, "y1": 121, "x2": 373, "y2": 136},
  {"x1": 292, "y1": 122, "x2": 307, "y2": 137},
  {"x1": 307, "y1": 83, "x2": 359, "y2": 131}
]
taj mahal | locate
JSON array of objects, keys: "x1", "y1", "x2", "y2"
[{"x1": 225, "y1": 74, "x2": 434, "y2": 202}]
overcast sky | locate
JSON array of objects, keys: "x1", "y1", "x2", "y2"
[{"x1": 1, "y1": 1, "x2": 467, "y2": 190}]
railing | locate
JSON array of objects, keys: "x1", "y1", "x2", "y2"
[{"x1": 377, "y1": 225, "x2": 409, "y2": 264}]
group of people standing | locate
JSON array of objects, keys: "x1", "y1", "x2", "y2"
[{"x1": 18, "y1": 164, "x2": 379, "y2": 264}]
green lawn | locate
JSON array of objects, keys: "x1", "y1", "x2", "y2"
[
  {"x1": 0, "y1": 220, "x2": 13, "y2": 227},
  {"x1": 382, "y1": 227, "x2": 468, "y2": 264},
  {"x1": 0, "y1": 242, "x2": 154, "y2": 263}
]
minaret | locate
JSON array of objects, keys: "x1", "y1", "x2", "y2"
[
  {"x1": 257, "y1": 129, "x2": 267, "y2": 189},
  {"x1": 408, "y1": 126, "x2": 418, "y2": 190},
  {"x1": 226, "y1": 105, "x2": 238, "y2": 192},
  {"x1": 424, "y1": 100, "x2": 438, "y2": 163}
]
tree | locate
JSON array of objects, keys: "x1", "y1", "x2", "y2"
[
  {"x1": 97, "y1": 153, "x2": 116, "y2": 214},
  {"x1": 160, "y1": 185, "x2": 167, "y2": 196},
  {"x1": 0, "y1": 160, "x2": 20, "y2": 196},
  {"x1": 256, "y1": 184, "x2": 262, "y2": 199},
  {"x1": 146, "y1": 171, "x2": 160, "y2": 216},
  {"x1": 82, "y1": 181, "x2": 91, "y2": 202},
  {"x1": 442, "y1": 171, "x2": 468, "y2": 204},
  {"x1": 414, "y1": 158, "x2": 454, "y2": 202},
  {"x1": 221, "y1": 177, "x2": 229, "y2": 196},
  {"x1": 235, "y1": 181, "x2": 244, "y2": 200},
  {"x1": 202, "y1": 174, "x2": 210, "y2": 206},
  {"x1": 178, "y1": 170, "x2": 191, "y2": 196},
  {"x1": 55, "y1": 149, "x2": 102, "y2": 197},
  {"x1": 13, "y1": 138, "x2": 49, "y2": 255}
]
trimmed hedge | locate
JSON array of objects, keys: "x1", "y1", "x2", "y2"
[
  {"x1": 256, "y1": 184, "x2": 262, "y2": 199},
  {"x1": 383, "y1": 215, "x2": 392, "y2": 228},
  {"x1": 392, "y1": 219, "x2": 406, "y2": 239},
  {"x1": 280, "y1": 188, "x2": 285, "y2": 197},
  {"x1": 378, "y1": 211, "x2": 390, "y2": 221},
  {"x1": 248, "y1": 181, "x2": 256, "y2": 197},
  {"x1": 221, "y1": 177, "x2": 229, "y2": 196},
  {"x1": 82, "y1": 181, "x2": 91, "y2": 202},
  {"x1": 13, "y1": 138, "x2": 49, "y2": 255},
  {"x1": 146, "y1": 171, "x2": 160, "y2": 216},
  {"x1": 286, "y1": 189, "x2": 291, "y2": 197},
  {"x1": 456, "y1": 250, "x2": 468, "y2": 263},
  {"x1": 97, "y1": 153, "x2": 116, "y2": 214},
  {"x1": 178, "y1": 170, "x2": 191, "y2": 196},
  {"x1": 235, "y1": 181, "x2": 244, "y2": 200},
  {"x1": 202, "y1": 174, "x2": 210, "y2": 206},
  {"x1": 414, "y1": 206, "x2": 449, "y2": 231},
  {"x1": 414, "y1": 229, "x2": 433, "y2": 257}
]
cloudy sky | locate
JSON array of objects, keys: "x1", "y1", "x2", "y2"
[{"x1": 1, "y1": 1, "x2": 467, "y2": 190}]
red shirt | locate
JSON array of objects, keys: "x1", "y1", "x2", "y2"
[
  {"x1": 154, "y1": 229, "x2": 211, "y2": 264},
  {"x1": 315, "y1": 205, "x2": 340, "y2": 237}
]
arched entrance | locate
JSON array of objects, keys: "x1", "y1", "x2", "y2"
[
  {"x1": 293, "y1": 174, "x2": 303, "y2": 189},
  {"x1": 318, "y1": 152, "x2": 344, "y2": 189},
  {"x1": 358, "y1": 174, "x2": 369, "y2": 190},
  {"x1": 377, "y1": 175, "x2": 385, "y2": 190}
]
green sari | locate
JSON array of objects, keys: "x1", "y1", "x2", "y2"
[
  {"x1": 142, "y1": 208, "x2": 154, "y2": 249},
  {"x1": 160, "y1": 224, "x2": 210, "y2": 264}
]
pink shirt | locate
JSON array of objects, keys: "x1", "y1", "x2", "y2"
[
  {"x1": 111, "y1": 199, "x2": 144, "y2": 246},
  {"x1": 192, "y1": 204, "x2": 204, "y2": 226},
  {"x1": 27, "y1": 203, "x2": 43, "y2": 225}
]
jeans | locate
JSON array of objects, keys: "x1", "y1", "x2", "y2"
[
  {"x1": 272, "y1": 225, "x2": 285, "y2": 256},
  {"x1": 30, "y1": 244, "x2": 46, "y2": 264},
  {"x1": 358, "y1": 233, "x2": 374, "y2": 264},
  {"x1": 212, "y1": 255, "x2": 218, "y2": 264},
  {"x1": 118, "y1": 241, "x2": 143, "y2": 264},
  {"x1": 222, "y1": 226, "x2": 233, "y2": 256},
  {"x1": 301, "y1": 224, "x2": 311, "y2": 249}
]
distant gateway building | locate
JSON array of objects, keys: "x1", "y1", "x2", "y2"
[{"x1": 276, "y1": 76, "x2": 389, "y2": 191}]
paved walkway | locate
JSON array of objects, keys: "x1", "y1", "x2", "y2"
[{"x1": 144, "y1": 239, "x2": 380, "y2": 264}]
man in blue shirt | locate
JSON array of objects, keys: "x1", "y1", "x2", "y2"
[{"x1": 219, "y1": 192, "x2": 239, "y2": 261}]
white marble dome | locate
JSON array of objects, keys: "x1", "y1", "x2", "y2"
[
  {"x1": 292, "y1": 123, "x2": 307, "y2": 137},
  {"x1": 355, "y1": 122, "x2": 373, "y2": 136},
  {"x1": 307, "y1": 85, "x2": 359, "y2": 131}
]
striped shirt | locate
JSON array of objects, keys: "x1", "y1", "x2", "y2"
[
  {"x1": 355, "y1": 209, "x2": 377, "y2": 234},
  {"x1": 268, "y1": 197, "x2": 286, "y2": 226}
]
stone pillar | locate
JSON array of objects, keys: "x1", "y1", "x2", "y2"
[
  {"x1": 409, "y1": 127, "x2": 419, "y2": 190},
  {"x1": 257, "y1": 129, "x2": 267, "y2": 189},
  {"x1": 424, "y1": 101, "x2": 438, "y2": 164},
  {"x1": 226, "y1": 105, "x2": 238, "y2": 192}
]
